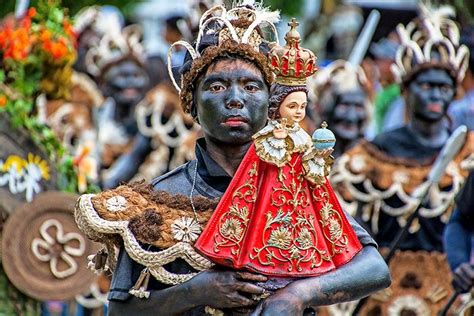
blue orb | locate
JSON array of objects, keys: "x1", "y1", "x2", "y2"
[{"x1": 312, "y1": 122, "x2": 336, "y2": 150}]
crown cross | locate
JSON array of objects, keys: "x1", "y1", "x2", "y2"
[{"x1": 288, "y1": 18, "x2": 299, "y2": 29}]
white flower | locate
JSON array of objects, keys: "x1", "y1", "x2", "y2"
[
  {"x1": 105, "y1": 195, "x2": 127, "y2": 212},
  {"x1": 171, "y1": 217, "x2": 202, "y2": 242}
]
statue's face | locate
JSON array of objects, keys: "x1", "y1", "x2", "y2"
[
  {"x1": 196, "y1": 58, "x2": 269, "y2": 145},
  {"x1": 278, "y1": 91, "x2": 307, "y2": 124},
  {"x1": 102, "y1": 60, "x2": 149, "y2": 107},
  {"x1": 332, "y1": 88, "x2": 367, "y2": 140},
  {"x1": 407, "y1": 68, "x2": 455, "y2": 122}
]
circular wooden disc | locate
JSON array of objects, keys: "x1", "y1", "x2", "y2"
[{"x1": 2, "y1": 191, "x2": 99, "y2": 301}]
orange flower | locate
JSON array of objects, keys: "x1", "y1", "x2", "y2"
[
  {"x1": 47, "y1": 40, "x2": 68, "y2": 59},
  {"x1": 0, "y1": 95, "x2": 7, "y2": 108},
  {"x1": 27, "y1": 7, "x2": 36, "y2": 18},
  {"x1": 40, "y1": 29, "x2": 52, "y2": 42},
  {"x1": 63, "y1": 19, "x2": 76, "y2": 39}
]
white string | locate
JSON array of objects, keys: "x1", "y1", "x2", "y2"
[
  {"x1": 189, "y1": 161, "x2": 199, "y2": 222},
  {"x1": 167, "y1": 41, "x2": 199, "y2": 93}
]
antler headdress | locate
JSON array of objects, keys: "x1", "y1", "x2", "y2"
[
  {"x1": 310, "y1": 60, "x2": 373, "y2": 128},
  {"x1": 85, "y1": 25, "x2": 145, "y2": 79},
  {"x1": 391, "y1": 4, "x2": 469, "y2": 85},
  {"x1": 167, "y1": 2, "x2": 280, "y2": 113}
]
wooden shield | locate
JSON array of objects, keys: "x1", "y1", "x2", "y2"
[
  {"x1": 2, "y1": 191, "x2": 99, "y2": 301},
  {"x1": 0, "y1": 113, "x2": 58, "y2": 215}
]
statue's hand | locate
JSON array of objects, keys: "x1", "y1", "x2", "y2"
[
  {"x1": 250, "y1": 285, "x2": 306, "y2": 316},
  {"x1": 452, "y1": 262, "x2": 474, "y2": 293},
  {"x1": 188, "y1": 270, "x2": 267, "y2": 309},
  {"x1": 317, "y1": 148, "x2": 334, "y2": 158}
]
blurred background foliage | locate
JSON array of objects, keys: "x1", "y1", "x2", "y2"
[
  {"x1": 1, "y1": 0, "x2": 473, "y2": 29},
  {"x1": 2, "y1": 0, "x2": 473, "y2": 22},
  {"x1": 1, "y1": 0, "x2": 307, "y2": 20}
]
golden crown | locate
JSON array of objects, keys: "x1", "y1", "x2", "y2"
[
  {"x1": 85, "y1": 25, "x2": 145, "y2": 78},
  {"x1": 268, "y1": 18, "x2": 317, "y2": 86},
  {"x1": 391, "y1": 4, "x2": 469, "y2": 84}
]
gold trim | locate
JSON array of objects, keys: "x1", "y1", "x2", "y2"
[{"x1": 213, "y1": 162, "x2": 258, "y2": 255}]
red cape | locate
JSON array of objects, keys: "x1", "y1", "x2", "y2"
[{"x1": 195, "y1": 144, "x2": 362, "y2": 277}]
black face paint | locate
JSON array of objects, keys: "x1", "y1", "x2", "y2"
[
  {"x1": 102, "y1": 60, "x2": 150, "y2": 109},
  {"x1": 407, "y1": 68, "x2": 455, "y2": 122},
  {"x1": 331, "y1": 88, "x2": 367, "y2": 141},
  {"x1": 195, "y1": 59, "x2": 269, "y2": 145}
]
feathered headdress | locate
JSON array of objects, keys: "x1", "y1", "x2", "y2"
[
  {"x1": 391, "y1": 4, "x2": 469, "y2": 85},
  {"x1": 73, "y1": 6, "x2": 124, "y2": 38},
  {"x1": 167, "y1": 1, "x2": 280, "y2": 113}
]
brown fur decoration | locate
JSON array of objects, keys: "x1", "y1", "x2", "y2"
[
  {"x1": 340, "y1": 132, "x2": 474, "y2": 194},
  {"x1": 359, "y1": 251, "x2": 458, "y2": 316},
  {"x1": 319, "y1": 251, "x2": 460, "y2": 316},
  {"x1": 91, "y1": 181, "x2": 219, "y2": 248}
]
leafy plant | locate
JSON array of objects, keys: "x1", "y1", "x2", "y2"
[{"x1": 0, "y1": 0, "x2": 97, "y2": 194}]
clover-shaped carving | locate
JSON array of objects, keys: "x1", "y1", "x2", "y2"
[{"x1": 31, "y1": 219, "x2": 86, "y2": 279}]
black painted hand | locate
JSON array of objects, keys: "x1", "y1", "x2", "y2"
[
  {"x1": 452, "y1": 263, "x2": 474, "y2": 293},
  {"x1": 189, "y1": 270, "x2": 267, "y2": 309},
  {"x1": 250, "y1": 286, "x2": 305, "y2": 316}
]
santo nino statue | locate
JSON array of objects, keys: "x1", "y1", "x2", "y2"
[{"x1": 75, "y1": 4, "x2": 390, "y2": 316}]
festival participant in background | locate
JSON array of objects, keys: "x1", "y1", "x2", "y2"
[
  {"x1": 133, "y1": 82, "x2": 199, "y2": 181},
  {"x1": 73, "y1": 5, "x2": 124, "y2": 77},
  {"x1": 311, "y1": 60, "x2": 373, "y2": 158},
  {"x1": 330, "y1": 4, "x2": 474, "y2": 315},
  {"x1": 84, "y1": 25, "x2": 151, "y2": 187},
  {"x1": 444, "y1": 170, "x2": 474, "y2": 311},
  {"x1": 75, "y1": 3, "x2": 390, "y2": 316}
]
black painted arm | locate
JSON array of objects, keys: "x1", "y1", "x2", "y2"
[
  {"x1": 303, "y1": 246, "x2": 391, "y2": 306},
  {"x1": 251, "y1": 246, "x2": 391, "y2": 315}
]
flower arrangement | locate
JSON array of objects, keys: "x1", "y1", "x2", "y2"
[{"x1": 0, "y1": 0, "x2": 97, "y2": 194}]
